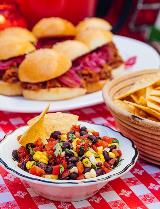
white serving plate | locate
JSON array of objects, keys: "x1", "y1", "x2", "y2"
[{"x1": 0, "y1": 35, "x2": 159, "y2": 113}]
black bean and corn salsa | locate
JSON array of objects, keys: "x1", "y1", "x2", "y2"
[{"x1": 12, "y1": 125, "x2": 122, "y2": 180}]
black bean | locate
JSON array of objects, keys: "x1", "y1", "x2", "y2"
[
  {"x1": 45, "y1": 166, "x2": 53, "y2": 174},
  {"x1": 80, "y1": 126, "x2": 87, "y2": 131},
  {"x1": 19, "y1": 162, "x2": 27, "y2": 171},
  {"x1": 12, "y1": 150, "x2": 19, "y2": 161},
  {"x1": 79, "y1": 147, "x2": 85, "y2": 156},
  {"x1": 62, "y1": 142, "x2": 71, "y2": 149},
  {"x1": 37, "y1": 162, "x2": 47, "y2": 170},
  {"x1": 65, "y1": 150, "x2": 74, "y2": 157},
  {"x1": 68, "y1": 130, "x2": 75, "y2": 134},
  {"x1": 80, "y1": 131, "x2": 87, "y2": 136},
  {"x1": 67, "y1": 163, "x2": 75, "y2": 169},
  {"x1": 103, "y1": 151, "x2": 110, "y2": 162},
  {"x1": 29, "y1": 155, "x2": 33, "y2": 161},
  {"x1": 26, "y1": 143, "x2": 35, "y2": 151},
  {"x1": 50, "y1": 131, "x2": 61, "y2": 139},
  {"x1": 88, "y1": 135, "x2": 98, "y2": 143},
  {"x1": 96, "y1": 162, "x2": 102, "y2": 167},
  {"x1": 69, "y1": 172, "x2": 78, "y2": 180},
  {"x1": 68, "y1": 156, "x2": 79, "y2": 163},
  {"x1": 83, "y1": 167, "x2": 91, "y2": 173},
  {"x1": 96, "y1": 169, "x2": 104, "y2": 176},
  {"x1": 109, "y1": 145, "x2": 117, "y2": 151}
]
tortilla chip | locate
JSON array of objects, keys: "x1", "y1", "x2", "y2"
[
  {"x1": 114, "y1": 99, "x2": 136, "y2": 113},
  {"x1": 125, "y1": 101, "x2": 160, "y2": 120},
  {"x1": 130, "y1": 94, "x2": 139, "y2": 103},
  {"x1": 115, "y1": 73, "x2": 160, "y2": 99},
  {"x1": 28, "y1": 112, "x2": 79, "y2": 136},
  {"x1": 148, "y1": 96, "x2": 160, "y2": 104},
  {"x1": 19, "y1": 106, "x2": 49, "y2": 146}
]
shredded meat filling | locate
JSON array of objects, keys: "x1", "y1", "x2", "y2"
[
  {"x1": 1, "y1": 68, "x2": 19, "y2": 83},
  {"x1": 22, "y1": 79, "x2": 63, "y2": 90}
]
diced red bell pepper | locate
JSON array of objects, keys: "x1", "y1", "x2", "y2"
[
  {"x1": 102, "y1": 136, "x2": 113, "y2": 144},
  {"x1": 61, "y1": 170, "x2": 70, "y2": 179},
  {"x1": 92, "y1": 131, "x2": 99, "y2": 137},
  {"x1": 52, "y1": 165, "x2": 60, "y2": 175},
  {"x1": 92, "y1": 145, "x2": 97, "y2": 152},
  {"x1": 71, "y1": 125, "x2": 80, "y2": 131},
  {"x1": 29, "y1": 165, "x2": 45, "y2": 176},
  {"x1": 117, "y1": 150, "x2": 122, "y2": 157},
  {"x1": 62, "y1": 159, "x2": 67, "y2": 169},
  {"x1": 102, "y1": 165, "x2": 110, "y2": 174},
  {"x1": 77, "y1": 161, "x2": 84, "y2": 175},
  {"x1": 77, "y1": 174, "x2": 85, "y2": 180}
]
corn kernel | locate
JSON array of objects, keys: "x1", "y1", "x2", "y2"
[
  {"x1": 96, "y1": 158, "x2": 102, "y2": 163},
  {"x1": 90, "y1": 169, "x2": 96, "y2": 178},
  {"x1": 82, "y1": 158, "x2": 91, "y2": 167},
  {"x1": 85, "y1": 151, "x2": 92, "y2": 157},
  {"x1": 44, "y1": 175, "x2": 58, "y2": 180},
  {"x1": 26, "y1": 161, "x2": 35, "y2": 170},
  {"x1": 70, "y1": 166, "x2": 78, "y2": 173},
  {"x1": 109, "y1": 152, "x2": 116, "y2": 158},
  {"x1": 84, "y1": 172, "x2": 91, "y2": 179},
  {"x1": 60, "y1": 134, "x2": 67, "y2": 141},
  {"x1": 99, "y1": 154, "x2": 105, "y2": 163},
  {"x1": 73, "y1": 151, "x2": 78, "y2": 157},
  {"x1": 33, "y1": 151, "x2": 48, "y2": 164},
  {"x1": 72, "y1": 138, "x2": 79, "y2": 151},
  {"x1": 97, "y1": 146, "x2": 103, "y2": 155}
]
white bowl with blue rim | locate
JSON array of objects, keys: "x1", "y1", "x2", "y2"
[{"x1": 0, "y1": 121, "x2": 138, "y2": 202}]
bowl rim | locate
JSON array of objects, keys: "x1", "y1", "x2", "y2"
[
  {"x1": 0, "y1": 122, "x2": 138, "y2": 186},
  {"x1": 102, "y1": 69, "x2": 160, "y2": 127}
]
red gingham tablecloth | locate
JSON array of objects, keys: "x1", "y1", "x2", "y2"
[{"x1": 0, "y1": 103, "x2": 160, "y2": 209}]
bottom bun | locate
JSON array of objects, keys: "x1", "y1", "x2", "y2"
[
  {"x1": 0, "y1": 81, "x2": 22, "y2": 96},
  {"x1": 111, "y1": 64, "x2": 124, "y2": 78},
  {"x1": 86, "y1": 79, "x2": 109, "y2": 93},
  {"x1": 22, "y1": 87, "x2": 86, "y2": 101}
]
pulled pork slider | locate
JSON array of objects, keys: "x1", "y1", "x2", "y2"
[
  {"x1": 32, "y1": 17, "x2": 76, "y2": 49},
  {"x1": 53, "y1": 39, "x2": 112, "y2": 93},
  {"x1": 0, "y1": 27, "x2": 37, "y2": 44},
  {"x1": 0, "y1": 37, "x2": 35, "y2": 96},
  {"x1": 76, "y1": 29, "x2": 124, "y2": 81},
  {"x1": 76, "y1": 17, "x2": 112, "y2": 33},
  {"x1": 19, "y1": 49, "x2": 86, "y2": 100}
]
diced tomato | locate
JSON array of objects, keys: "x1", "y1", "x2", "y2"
[
  {"x1": 95, "y1": 140, "x2": 103, "y2": 147},
  {"x1": 75, "y1": 131, "x2": 80, "y2": 138},
  {"x1": 102, "y1": 136, "x2": 113, "y2": 143},
  {"x1": 101, "y1": 141, "x2": 108, "y2": 148},
  {"x1": 71, "y1": 125, "x2": 80, "y2": 131},
  {"x1": 18, "y1": 146, "x2": 28, "y2": 158},
  {"x1": 92, "y1": 131, "x2": 99, "y2": 137},
  {"x1": 62, "y1": 159, "x2": 67, "y2": 169},
  {"x1": 104, "y1": 162, "x2": 110, "y2": 168},
  {"x1": 92, "y1": 144, "x2": 97, "y2": 152},
  {"x1": 102, "y1": 165, "x2": 110, "y2": 174},
  {"x1": 77, "y1": 161, "x2": 84, "y2": 175},
  {"x1": 77, "y1": 174, "x2": 85, "y2": 180},
  {"x1": 35, "y1": 138, "x2": 43, "y2": 146},
  {"x1": 109, "y1": 158, "x2": 116, "y2": 165},
  {"x1": 45, "y1": 141, "x2": 57, "y2": 151},
  {"x1": 117, "y1": 150, "x2": 122, "y2": 157},
  {"x1": 52, "y1": 165, "x2": 60, "y2": 175},
  {"x1": 61, "y1": 170, "x2": 70, "y2": 179},
  {"x1": 29, "y1": 165, "x2": 45, "y2": 176}
]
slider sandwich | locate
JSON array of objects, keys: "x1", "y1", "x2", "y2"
[
  {"x1": 76, "y1": 29, "x2": 124, "y2": 79},
  {"x1": 0, "y1": 36, "x2": 35, "y2": 96},
  {"x1": 76, "y1": 17, "x2": 112, "y2": 33},
  {"x1": 18, "y1": 49, "x2": 87, "y2": 100},
  {"x1": 32, "y1": 17, "x2": 76, "y2": 49}
]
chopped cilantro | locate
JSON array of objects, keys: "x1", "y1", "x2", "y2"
[
  {"x1": 69, "y1": 133, "x2": 75, "y2": 141},
  {"x1": 54, "y1": 143, "x2": 62, "y2": 157},
  {"x1": 60, "y1": 165, "x2": 64, "y2": 174},
  {"x1": 112, "y1": 139, "x2": 119, "y2": 144}
]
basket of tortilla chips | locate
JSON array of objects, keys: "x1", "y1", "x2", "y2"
[{"x1": 103, "y1": 69, "x2": 160, "y2": 165}]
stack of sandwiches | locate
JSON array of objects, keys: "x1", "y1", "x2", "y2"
[{"x1": 0, "y1": 17, "x2": 124, "y2": 100}]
